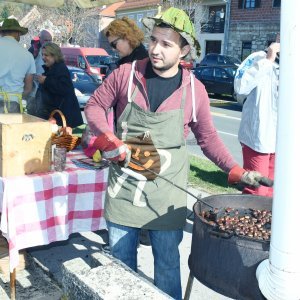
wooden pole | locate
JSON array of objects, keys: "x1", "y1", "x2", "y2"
[{"x1": 10, "y1": 268, "x2": 16, "y2": 300}]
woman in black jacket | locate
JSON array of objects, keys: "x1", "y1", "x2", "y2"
[{"x1": 35, "y1": 42, "x2": 83, "y2": 128}]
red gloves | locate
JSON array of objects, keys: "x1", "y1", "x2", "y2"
[
  {"x1": 93, "y1": 132, "x2": 127, "y2": 162},
  {"x1": 228, "y1": 165, "x2": 246, "y2": 184},
  {"x1": 228, "y1": 165, "x2": 273, "y2": 188}
]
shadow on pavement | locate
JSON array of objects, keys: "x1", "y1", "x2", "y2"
[{"x1": 209, "y1": 95, "x2": 242, "y2": 113}]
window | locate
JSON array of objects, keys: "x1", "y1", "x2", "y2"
[
  {"x1": 241, "y1": 41, "x2": 252, "y2": 61},
  {"x1": 238, "y1": 0, "x2": 261, "y2": 9},
  {"x1": 70, "y1": 71, "x2": 94, "y2": 83},
  {"x1": 205, "y1": 41, "x2": 221, "y2": 55},
  {"x1": 78, "y1": 56, "x2": 86, "y2": 68},
  {"x1": 273, "y1": 0, "x2": 281, "y2": 7},
  {"x1": 200, "y1": 68, "x2": 214, "y2": 78},
  {"x1": 245, "y1": 0, "x2": 255, "y2": 8},
  {"x1": 215, "y1": 68, "x2": 229, "y2": 79}
]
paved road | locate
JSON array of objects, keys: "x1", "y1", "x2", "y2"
[{"x1": 187, "y1": 99, "x2": 243, "y2": 165}]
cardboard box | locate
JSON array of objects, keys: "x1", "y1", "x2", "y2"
[{"x1": 0, "y1": 114, "x2": 52, "y2": 177}]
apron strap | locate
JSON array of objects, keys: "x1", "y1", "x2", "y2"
[
  {"x1": 127, "y1": 60, "x2": 137, "y2": 103},
  {"x1": 0, "y1": 90, "x2": 23, "y2": 114},
  {"x1": 130, "y1": 85, "x2": 139, "y2": 103},
  {"x1": 190, "y1": 73, "x2": 197, "y2": 122},
  {"x1": 180, "y1": 86, "x2": 187, "y2": 109},
  {"x1": 126, "y1": 62, "x2": 197, "y2": 123}
]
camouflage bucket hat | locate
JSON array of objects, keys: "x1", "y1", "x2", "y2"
[
  {"x1": 0, "y1": 18, "x2": 28, "y2": 35},
  {"x1": 142, "y1": 7, "x2": 201, "y2": 61}
]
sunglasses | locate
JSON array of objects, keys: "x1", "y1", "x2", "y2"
[{"x1": 110, "y1": 37, "x2": 121, "y2": 49}]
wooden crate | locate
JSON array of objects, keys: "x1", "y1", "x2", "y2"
[{"x1": 0, "y1": 114, "x2": 52, "y2": 177}]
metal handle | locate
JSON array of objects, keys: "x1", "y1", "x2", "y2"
[
  {"x1": 122, "y1": 157, "x2": 215, "y2": 209},
  {"x1": 259, "y1": 177, "x2": 274, "y2": 187}
]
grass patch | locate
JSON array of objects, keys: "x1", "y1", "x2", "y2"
[{"x1": 188, "y1": 155, "x2": 240, "y2": 195}]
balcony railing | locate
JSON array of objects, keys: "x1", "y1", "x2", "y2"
[{"x1": 201, "y1": 21, "x2": 225, "y2": 33}]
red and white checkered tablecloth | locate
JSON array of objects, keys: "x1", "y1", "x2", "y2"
[{"x1": 0, "y1": 150, "x2": 108, "y2": 272}]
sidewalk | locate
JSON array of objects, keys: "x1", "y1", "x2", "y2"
[{"x1": 0, "y1": 187, "x2": 232, "y2": 300}]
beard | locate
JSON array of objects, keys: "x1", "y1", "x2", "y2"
[{"x1": 150, "y1": 58, "x2": 178, "y2": 72}]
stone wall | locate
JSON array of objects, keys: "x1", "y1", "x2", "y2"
[
  {"x1": 62, "y1": 251, "x2": 172, "y2": 300},
  {"x1": 227, "y1": 21, "x2": 280, "y2": 60}
]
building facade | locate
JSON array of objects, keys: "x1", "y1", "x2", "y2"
[
  {"x1": 109, "y1": 0, "x2": 280, "y2": 63},
  {"x1": 227, "y1": 0, "x2": 281, "y2": 61},
  {"x1": 196, "y1": 0, "x2": 227, "y2": 61},
  {"x1": 116, "y1": 0, "x2": 159, "y2": 29}
]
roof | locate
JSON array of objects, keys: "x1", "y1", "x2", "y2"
[
  {"x1": 100, "y1": 1, "x2": 125, "y2": 17},
  {"x1": 116, "y1": 0, "x2": 160, "y2": 11}
]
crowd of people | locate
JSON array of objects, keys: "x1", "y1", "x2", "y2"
[
  {"x1": 0, "y1": 19, "x2": 82, "y2": 127},
  {"x1": 0, "y1": 7, "x2": 279, "y2": 299}
]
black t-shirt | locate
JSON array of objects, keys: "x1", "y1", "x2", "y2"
[{"x1": 145, "y1": 62, "x2": 182, "y2": 112}]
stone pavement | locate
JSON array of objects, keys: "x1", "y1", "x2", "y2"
[{"x1": 0, "y1": 187, "x2": 232, "y2": 300}]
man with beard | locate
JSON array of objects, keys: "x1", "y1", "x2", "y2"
[{"x1": 85, "y1": 8, "x2": 270, "y2": 299}]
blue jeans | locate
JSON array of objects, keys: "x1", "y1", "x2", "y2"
[{"x1": 107, "y1": 221, "x2": 183, "y2": 299}]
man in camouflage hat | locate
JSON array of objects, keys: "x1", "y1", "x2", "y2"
[
  {"x1": 85, "y1": 7, "x2": 270, "y2": 299},
  {"x1": 0, "y1": 18, "x2": 35, "y2": 113}
]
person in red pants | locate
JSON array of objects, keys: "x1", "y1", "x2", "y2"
[{"x1": 235, "y1": 34, "x2": 280, "y2": 197}]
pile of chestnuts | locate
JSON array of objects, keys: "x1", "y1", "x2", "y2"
[{"x1": 201, "y1": 207, "x2": 272, "y2": 241}]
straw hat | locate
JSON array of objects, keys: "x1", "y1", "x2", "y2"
[{"x1": 0, "y1": 18, "x2": 28, "y2": 35}]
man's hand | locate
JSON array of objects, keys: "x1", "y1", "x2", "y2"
[
  {"x1": 228, "y1": 165, "x2": 273, "y2": 188},
  {"x1": 93, "y1": 132, "x2": 127, "y2": 162}
]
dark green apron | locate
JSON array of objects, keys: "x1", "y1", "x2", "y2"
[{"x1": 105, "y1": 72, "x2": 189, "y2": 230}]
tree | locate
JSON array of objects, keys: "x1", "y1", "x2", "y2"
[
  {"x1": 48, "y1": 0, "x2": 99, "y2": 46},
  {"x1": 0, "y1": 3, "x2": 25, "y2": 21},
  {"x1": 17, "y1": 0, "x2": 100, "y2": 48}
]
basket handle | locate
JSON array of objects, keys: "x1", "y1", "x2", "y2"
[{"x1": 49, "y1": 109, "x2": 67, "y2": 129}]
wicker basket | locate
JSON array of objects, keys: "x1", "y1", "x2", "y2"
[{"x1": 50, "y1": 109, "x2": 81, "y2": 151}]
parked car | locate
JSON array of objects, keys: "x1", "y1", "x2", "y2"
[
  {"x1": 193, "y1": 65, "x2": 238, "y2": 99},
  {"x1": 199, "y1": 53, "x2": 241, "y2": 67},
  {"x1": 61, "y1": 47, "x2": 110, "y2": 83},
  {"x1": 67, "y1": 66, "x2": 100, "y2": 109}
]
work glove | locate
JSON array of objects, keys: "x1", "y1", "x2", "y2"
[
  {"x1": 228, "y1": 165, "x2": 273, "y2": 188},
  {"x1": 81, "y1": 125, "x2": 97, "y2": 158},
  {"x1": 93, "y1": 132, "x2": 128, "y2": 162}
]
